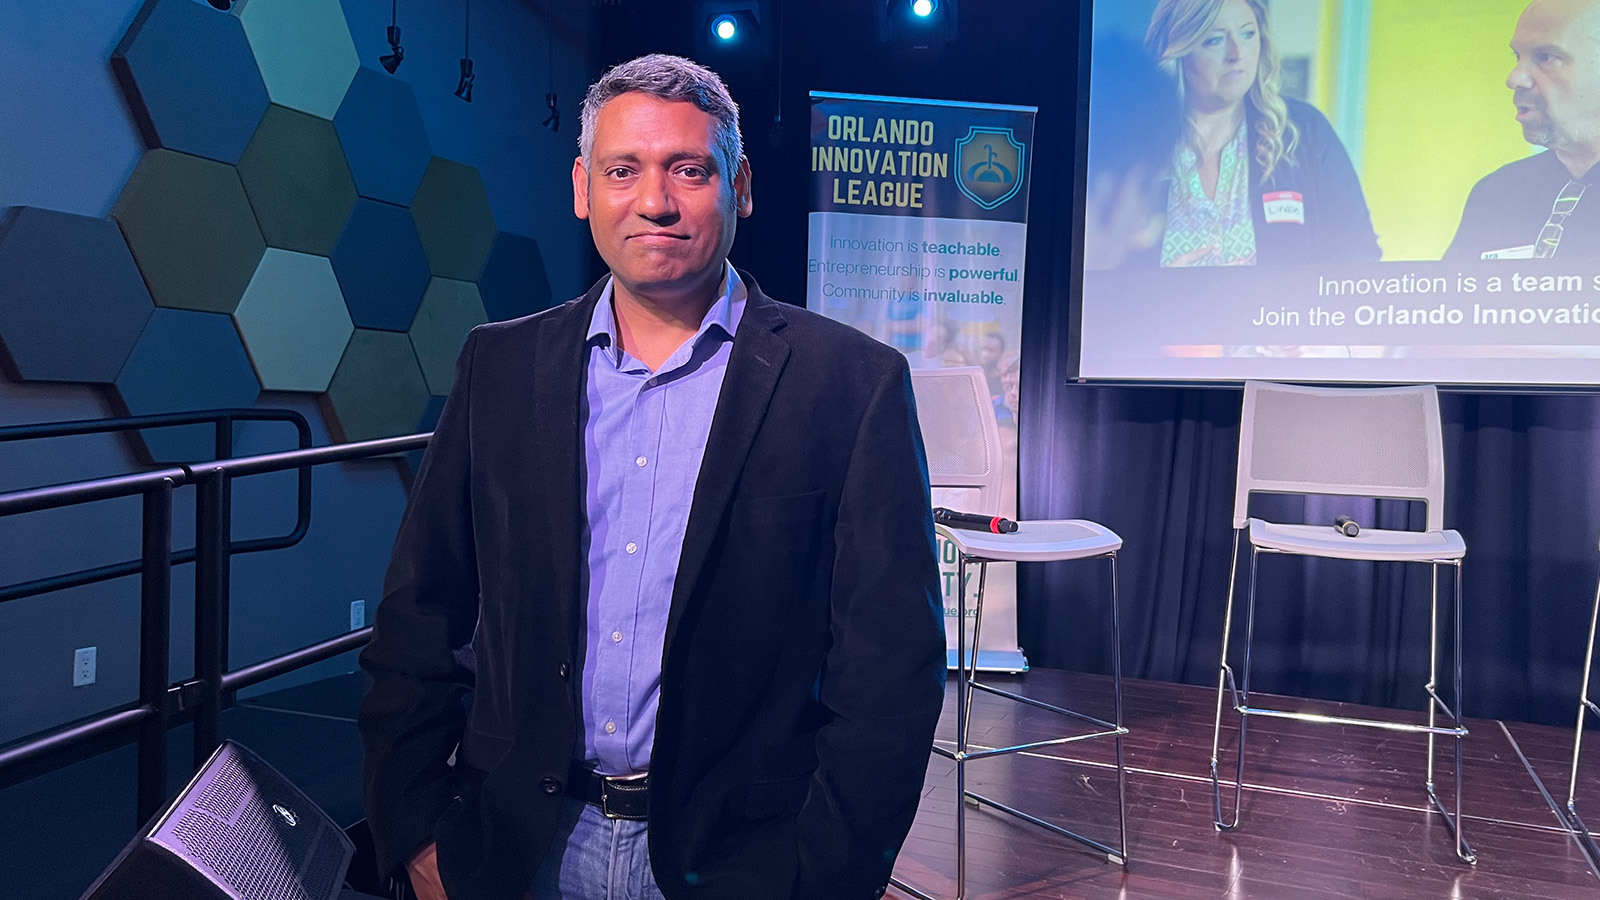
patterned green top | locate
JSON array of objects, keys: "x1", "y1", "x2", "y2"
[{"x1": 1161, "y1": 122, "x2": 1258, "y2": 267}]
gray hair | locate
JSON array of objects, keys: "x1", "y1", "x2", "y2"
[{"x1": 579, "y1": 54, "x2": 744, "y2": 178}]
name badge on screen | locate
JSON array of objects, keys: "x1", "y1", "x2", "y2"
[
  {"x1": 1262, "y1": 191, "x2": 1305, "y2": 225},
  {"x1": 1481, "y1": 244, "x2": 1535, "y2": 260}
]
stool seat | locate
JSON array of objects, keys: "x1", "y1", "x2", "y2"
[
  {"x1": 1249, "y1": 519, "x2": 1464, "y2": 562},
  {"x1": 939, "y1": 518, "x2": 1122, "y2": 562}
]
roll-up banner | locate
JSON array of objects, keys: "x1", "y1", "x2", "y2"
[{"x1": 806, "y1": 91, "x2": 1037, "y2": 671}]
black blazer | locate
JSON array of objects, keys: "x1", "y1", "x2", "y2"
[
  {"x1": 1246, "y1": 97, "x2": 1381, "y2": 264},
  {"x1": 358, "y1": 272, "x2": 946, "y2": 900}
]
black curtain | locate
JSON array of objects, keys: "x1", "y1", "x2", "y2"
[{"x1": 600, "y1": 0, "x2": 1600, "y2": 726}]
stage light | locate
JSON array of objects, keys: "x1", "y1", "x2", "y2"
[
  {"x1": 380, "y1": 1, "x2": 404, "y2": 74},
  {"x1": 694, "y1": 3, "x2": 768, "y2": 58},
  {"x1": 543, "y1": 91, "x2": 560, "y2": 132},
  {"x1": 911, "y1": 0, "x2": 936, "y2": 17},
  {"x1": 380, "y1": 28, "x2": 405, "y2": 74},
  {"x1": 454, "y1": 0, "x2": 473, "y2": 102}
]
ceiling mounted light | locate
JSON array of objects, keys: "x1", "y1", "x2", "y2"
[
  {"x1": 455, "y1": 0, "x2": 474, "y2": 102},
  {"x1": 380, "y1": 1, "x2": 405, "y2": 74}
]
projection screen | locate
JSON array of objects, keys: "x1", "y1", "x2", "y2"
[{"x1": 1078, "y1": 0, "x2": 1600, "y2": 385}]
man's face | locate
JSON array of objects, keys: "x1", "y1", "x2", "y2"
[
  {"x1": 1508, "y1": 0, "x2": 1600, "y2": 156},
  {"x1": 573, "y1": 93, "x2": 752, "y2": 306},
  {"x1": 1180, "y1": 0, "x2": 1261, "y2": 112}
]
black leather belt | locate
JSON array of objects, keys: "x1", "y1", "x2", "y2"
[{"x1": 566, "y1": 763, "x2": 649, "y2": 820}]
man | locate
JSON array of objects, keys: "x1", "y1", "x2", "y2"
[
  {"x1": 1447, "y1": 0, "x2": 1600, "y2": 261},
  {"x1": 357, "y1": 54, "x2": 945, "y2": 900}
]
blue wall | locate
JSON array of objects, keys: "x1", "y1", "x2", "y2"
[{"x1": 0, "y1": 0, "x2": 598, "y2": 746}]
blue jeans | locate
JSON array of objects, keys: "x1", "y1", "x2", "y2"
[{"x1": 529, "y1": 799, "x2": 667, "y2": 900}]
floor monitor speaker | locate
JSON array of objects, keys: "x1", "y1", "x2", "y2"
[{"x1": 81, "y1": 740, "x2": 355, "y2": 900}]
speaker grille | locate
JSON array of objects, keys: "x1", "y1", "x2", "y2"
[
  {"x1": 148, "y1": 743, "x2": 351, "y2": 900},
  {"x1": 192, "y1": 752, "x2": 250, "y2": 820}
]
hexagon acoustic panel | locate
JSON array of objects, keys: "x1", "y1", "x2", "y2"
[
  {"x1": 332, "y1": 198, "x2": 431, "y2": 332},
  {"x1": 478, "y1": 231, "x2": 557, "y2": 322},
  {"x1": 324, "y1": 329, "x2": 430, "y2": 443},
  {"x1": 113, "y1": 308, "x2": 261, "y2": 463},
  {"x1": 237, "y1": 0, "x2": 361, "y2": 120},
  {"x1": 0, "y1": 207, "x2": 155, "y2": 384},
  {"x1": 233, "y1": 249, "x2": 355, "y2": 392},
  {"x1": 18, "y1": 3, "x2": 522, "y2": 454},
  {"x1": 238, "y1": 105, "x2": 357, "y2": 256},
  {"x1": 112, "y1": 149, "x2": 267, "y2": 315},
  {"x1": 411, "y1": 158, "x2": 497, "y2": 281},
  {"x1": 409, "y1": 278, "x2": 487, "y2": 397},
  {"x1": 334, "y1": 68, "x2": 433, "y2": 206},
  {"x1": 111, "y1": 0, "x2": 270, "y2": 165}
]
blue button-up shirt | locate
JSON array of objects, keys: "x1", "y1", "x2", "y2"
[{"x1": 580, "y1": 264, "x2": 745, "y2": 775}]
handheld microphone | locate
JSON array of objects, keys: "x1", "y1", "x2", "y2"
[
  {"x1": 1334, "y1": 515, "x2": 1360, "y2": 537},
  {"x1": 933, "y1": 507, "x2": 1018, "y2": 534}
]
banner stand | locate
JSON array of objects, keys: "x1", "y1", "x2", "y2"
[{"x1": 805, "y1": 91, "x2": 1038, "y2": 672}]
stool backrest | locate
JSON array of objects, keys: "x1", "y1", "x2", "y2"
[
  {"x1": 1233, "y1": 381, "x2": 1446, "y2": 531},
  {"x1": 910, "y1": 366, "x2": 1004, "y2": 516}
]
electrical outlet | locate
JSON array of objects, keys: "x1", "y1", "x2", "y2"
[
  {"x1": 350, "y1": 600, "x2": 366, "y2": 630},
  {"x1": 73, "y1": 646, "x2": 96, "y2": 687}
]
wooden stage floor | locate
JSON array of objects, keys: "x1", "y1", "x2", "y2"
[{"x1": 890, "y1": 671, "x2": 1600, "y2": 899}]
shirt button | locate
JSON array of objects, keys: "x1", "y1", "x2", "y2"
[
  {"x1": 558, "y1": 662, "x2": 571, "y2": 679},
  {"x1": 604, "y1": 720, "x2": 617, "y2": 734},
  {"x1": 540, "y1": 777, "x2": 562, "y2": 795},
  {"x1": 625, "y1": 541, "x2": 638, "y2": 554},
  {"x1": 635, "y1": 455, "x2": 647, "y2": 467},
  {"x1": 612, "y1": 631, "x2": 623, "y2": 643}
]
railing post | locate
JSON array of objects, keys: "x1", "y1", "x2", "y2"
[
  {"x1": 193, "y1": 469, "x2": 229, "y2": 768},
  {"x1": 214, "y1": 416, "x2": 235, "y2": 708},
  {"x1": 137, "y1": 479, "x2": 173, "y2": 825}
]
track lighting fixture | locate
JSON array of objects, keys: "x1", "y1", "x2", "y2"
[
  {"x1": 543, "y1": 92, "x2": 559, "y2": 131},
  {"x1": 455, "y1": 0, "x2": 474, "y2": 102},
  {"x1": 380, "y1": 2, "x2": 404, "y2": 74}
]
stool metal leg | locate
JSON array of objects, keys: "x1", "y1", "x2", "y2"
[
  {"x1": 962, "y1": 562, "x2": 990, "y2": 748},
  {"x1": 893, "y1": 545, "x2": 1130, "y2": 899},
  {"x1": 1211, "y1": 528, "x2": 1245, "y2": 829},
  {"x1": 1209, "y1": 535, "x2": 1474, "y2": 863},
  {"x1": 962, "y1": 549, "x2": 1130, "y2": 865},
  {"x1": 1108, "y1": 553, "x2": 1128, "y2": 864},
  {"x1": 1422, "y1": 561, "x2": 1475, "y2": 864},
  {"x1": 1231, "y1": 545, "x2": 1263, "y2": 825},
  {"x1": 1567, "y1": 576, "x2": 1600, "y2": 862},
  {"x1": 955, "y1": 551, "x2": 969, "y2": 899}
]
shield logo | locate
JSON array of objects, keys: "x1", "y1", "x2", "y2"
[{"x1": 954, "y1": 127, "x2": 1025, "y2": 210}]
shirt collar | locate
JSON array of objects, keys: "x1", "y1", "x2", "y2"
[{"x1": 586, "y1": 262, "x2": 746, "y2": 361}]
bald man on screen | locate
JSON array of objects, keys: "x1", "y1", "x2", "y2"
[{"x1": 1447, "y1": 0, "x2": 1600, "y2": 260}]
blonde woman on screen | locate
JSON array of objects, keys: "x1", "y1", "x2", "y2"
[{"x1": 1145, "y1": 0, "x2": 1381, "y2": 266}]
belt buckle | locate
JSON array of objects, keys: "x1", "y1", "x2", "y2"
[{"x1": 598, "y1": 771, "x2": 648, "y2": 820}]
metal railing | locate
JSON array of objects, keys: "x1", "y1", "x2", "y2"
[
  {"x1": 0, "y1": 422, "x2": 429, "y2": 825},
  {"x1": 0, "y1": 409, "x2": 314, "y2": 604}
]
